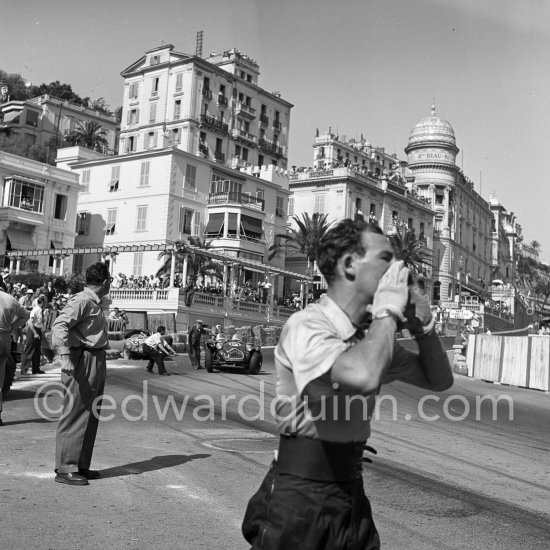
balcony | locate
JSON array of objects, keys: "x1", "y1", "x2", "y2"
[
  {"x1": 199, "y1": 114, "x2": 229, "y2": 135},
  {"x1": 258, "y1": 138, "x2": 277, "y2": 155},
  {"x1": 217, "y1": 94, "x2": 228, "y2": 106},
  {"x1": 214, "y1": 150, "x2": 225, "y2": 163},
  {"x1": 0, "y1": 206, "x2": 44, "y2": 225},
  {"x1": 232, "y1": 128, "x2": 257, "y2": 146},
  {"x1": 198, "y1": 142, "x2": 209, "y2": 156},
  {"x1": 259, "y1": 113, "x2": 269, "y2": 126},
  {"x1": 202, "y1": 88, "x2": 213, "y2": 101},
  {"x1": 208, "y1": 191, "x2": 265, "y2": 211},
  {"x1": 272, "y1": 120, "x2": 282, "y2": 132},
  {"x1": 235, "y1": 101, "x2": 256, "y2": 119},
  {"x1": 231, "y1": 156, "x2": 249, "y2": 170}
]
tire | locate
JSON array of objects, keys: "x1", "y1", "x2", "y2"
[
  {"x1": 205, "y1": 348, "x2": 214, "y2": 373},
  {"x1": 2, "y1": 354, "x2": 16, "y2": 396},
  {"x1": 248, "y1": 351, "x2": 262, "y2": 375}
]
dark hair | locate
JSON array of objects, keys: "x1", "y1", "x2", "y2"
[
  {"x1": 85, "y1": 262, "x2": 111, "y2": 285},
  {"x1": 157, "y1": 325, "x2": 166, "y2": 333},
  {"x1": 37, "y1": 295, "x2": 46, "y2": 306},
  {"x1": 316, "y1": 219, "x2": 383, "y2": 285}
]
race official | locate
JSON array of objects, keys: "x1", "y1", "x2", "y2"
[
  {"x1": 51, "y1": 262, "x2": 111, "y2": 486},
  {"x1": 142, "y1": 325, "x2": 176, "y2": 375},
  {"x1": 0, "y1": 290, "x2": 29, "y2": 425},
  {"x1": 242, "y1": 219, "x2": 454, "y2": 549}
]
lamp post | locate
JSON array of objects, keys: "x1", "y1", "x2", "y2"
[{"x1": 457, "y1": 255, "x2": 465, "y2": 334}]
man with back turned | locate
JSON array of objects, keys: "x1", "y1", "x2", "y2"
[
  {"x1": 242, "y1": 219, "x2": 454, "y2": 549},
  {"x1": 52, "y1": 262, "x2": 111, "y2": 486}
]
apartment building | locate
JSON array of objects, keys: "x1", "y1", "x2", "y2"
[
  {"x1": 0, "y1": 94, "x2": 119, "y2": 154},
  {"x1": 119, "y1": 45, "x2": 292, "y2": 171},
  {"x1": 0, "y1": 150, "x2": 80, "y2": 274}
]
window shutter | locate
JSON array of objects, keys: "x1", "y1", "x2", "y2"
[
  {"x1": 153, "y1": 131, "x2": 157, "y2": 148},
  {"x1": 126, "y1": 110, "x2": 131, "y2": 125},
  {"x1": 84, "y1": 213, "x2": 91, "y2": 234},
  {"x1": 135, "y1": 108, "x2": 140, "y2": 123}
]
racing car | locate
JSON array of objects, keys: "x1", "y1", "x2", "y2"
[{"x1": 204, "y1": 333, "x2": 262, "y2": 374}]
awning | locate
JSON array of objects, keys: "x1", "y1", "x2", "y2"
[
  {"x1": 227, "y1": 213, "x2": 238, "y2": 232},
  {"x1": 240, "y1": 215, "x2": 262, "y2": 235},
  {"x1": 204, "y1": 213, "x2": 224, "y2": 235},
  {"x1": 6, "y1": 228, "x2": 35, "y2": 250},
  {"x1": 51, "y1": 240, "x2": 63, "y2": 249}
]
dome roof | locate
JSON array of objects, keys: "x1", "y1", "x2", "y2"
[{"x1": 408, "y1": 103, "x2": 456, "y2": 148}]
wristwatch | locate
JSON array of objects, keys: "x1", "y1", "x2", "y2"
[{"x1": 372, "y1": 308, "x2": 400, "y2": 322}]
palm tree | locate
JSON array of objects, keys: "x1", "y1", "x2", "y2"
[
  {"x1": 529, "y1": 240, "x2": 541, "y2": 251},
  {"x1": 64, "y1": 121, "x2": 108, "y2": 151},
  {"x1": 269, "y1": 213, "x2": 332, "y2": 301},
  {"x1": 389, "y1": 225, "x2": 432, "y2": 274},
  {"x1": 157, "y1": 237, "x2": 222, "y2": 285}
]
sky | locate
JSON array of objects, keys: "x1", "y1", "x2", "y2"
[{"x1": 1, "y1": 0, "x2": 549, "y2": 261}]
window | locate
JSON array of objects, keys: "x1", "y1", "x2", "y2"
[
  {"x1": 408, "y1": 218, "x2": 413, "y2": 229},
  {"x1": 369, "y1": 203, "x2": 376, "y2": 217},
  {"x1": 128, "y1": 135, "x2": 137, "y2": 152},
  {"x1": 392, "y1": 210, "x2": 398, "y2": 222},
  {"x1": 256, "y1": 189, "x2": 264, "y2": 201},
  {"x1": 139, "y1": 162, "x2": 150, "y2": 186},
  {"x1": 179, "y1": 207, "x2": 194, "y2": 234},
  {"x1": 210, "y1": 175, "x2": 242, "y2": 194},
  {"x1": 149, "y1": 103, "x2": 157, "y2": 123},
  {"x1": 185, "y1": 164, "x2": 196, "y2": 190},
  {"x1": 129, "y1": 82, "x2": 139, "y2": 100},
  {"x1": 105, "y1": 208, "x2": 117, "y2": 235},
  {"x1": 76, "y1": 212, "x2": 91, "y2": 235},
  {"x1": 242, "y1": 147, "x2": 249, "y2": 162},
  {"x1": 127, "y1": 108, "x2": 140, "y2": 125},
  {"x1": 172, "y1": 128, "x2": 181, "y2": 144},
  {"x1": 435, "y1": 194, "x2": 444, "y2": 205},
  {"x1": 146, "y1": 131, "x2": 157, "y2": 149},
  {"x1": 288, "y1": 196, "x2": 294, "y2": 216},
  {"x1": 355, "y1": 198, "x2": 362, "y2": 211},
  {"x1": 258, "y1": 154, "x2": 264, "y2": 166},
  {"x1": 25, "y1": 110, "x2": 38, "y2": 127},
  {"x1": 420, "y1": 222, "x2": 425, "y2": 235},
  {"x1": 6, "y1": 177, "x2": 44, "y2": 213},
  {"x1": 54, "y1": 194, "x2": 68, "y2": 220},
  {"x1": 314, "y1": 194, "x2": 325, "y2": 214},
  {"x1": 109, "y1": 166, "x2": 120, "y2": 192},
  {"x1": 152, "y1": 77, "x2": 160, "y2": 96},
  {"x1": 175, "y1": 72, "x2": 183, "y2": 91},
  {"x1": 150, "y1": 55, "x2": 160, "y2": 66},
  {"x1": 133, "y1": 252, "x2": 143, "y2": 276},
  {"x1": 276, "y1": 196, "x2": 284, "y2": 217},
  {"x1": 193, "y1": 211, "x2": 201, "y2": 236},
  {"x1": 136, "y1": 206, "x2": 148, "y2": 231},
  {"x1": 81, "y1": 169, "x2": 90, "y2": 192},
  {"x1": 174, "y1": 99, "x2": 181, "y2": 119}
]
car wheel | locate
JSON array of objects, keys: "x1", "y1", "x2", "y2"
[
  {"x1": 248, "y1": 351, "x2": 263, "y2": 375},
  {"x1": 2, "y1": 354, "x2": 16, "y2": 396},
  {"x1": 205, "y1": 348, "x2": 214, "y2": 373}
]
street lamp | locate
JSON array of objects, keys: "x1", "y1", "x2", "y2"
[{"x1": 457, "y1": 255, "x2": 465, "y2": 334}]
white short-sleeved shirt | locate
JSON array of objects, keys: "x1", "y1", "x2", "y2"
[
  {"x1": 29, "y1": 306, "x2": 44, "y2": 330},
  {"x1": 144, "y1": 332, "x2": 162, "y2": 348},
  {"x1": 274, "y1": 295, "x2": 415, "y2": 442}
]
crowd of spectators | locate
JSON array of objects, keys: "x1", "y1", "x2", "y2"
[{"x1": 111, "y1": 273, "x2": 183, "y2": 289}]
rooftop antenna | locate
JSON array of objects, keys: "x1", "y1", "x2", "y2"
[
  {"x1": 196, "y1": 31, "x2": 204, "y2": 58},
  {"x1": 431, "y1": 97, "x2": 436, "y2": 116}
]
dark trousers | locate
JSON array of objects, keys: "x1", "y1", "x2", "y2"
[
  {"x1": 0, "y1": 335, "x2": 10, "y2": 413},
  {"x1": 142, "y1": 343, "x2": 167, "y2": 374},
  {"x1": 21, "y1": 326, "x2": 42, "y2": 373},
  {"x1": 242, "y1": 462, "x2": 380, "y2": 550},
  {"x1": 55, "y1": 348, "x2": 106, "y2": 474},
  {"x1": 189, "y1": 344, "x2": 201, "y2": 369}
]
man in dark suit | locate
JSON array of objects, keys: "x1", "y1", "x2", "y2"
[{"x1": 188, "y1": 319, "x2": 205, "y2": 370}]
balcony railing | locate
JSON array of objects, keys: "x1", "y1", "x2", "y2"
[
  {"x1": 200, "y1": 114, "x2": 229, "y2": 134},
  {"x1": 272, "y1": 120, "x2": 282, "y2": 132},
  {"x1": 231, "y1": 156, "x2": 249, "y2": 170},
  {"x1": 258, "y1": 138, "x2": 277, "y2": 155},
  {"x1": 208, "y1": 191, "x2": 265, "y2": 211},
  {"x1": 217, "y1": 94, "x2": 228, "y2": 106},
  {"x1": 214, "y1": 150, "x2": 225, "y2": 162},
  {"x1": 202, "y1": 88, "x2": 213, "y2": 101},
  {"x1": 259, "y1": 113, "x2": 269, "y2": 126},
  {"x1": 232, "y1": 128, "x2": 257, "y2": 145},
  {"x1": 235, "y1": 102, "x2": 256, "y2": 118}
]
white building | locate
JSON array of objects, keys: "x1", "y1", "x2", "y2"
[
  {"x1": 0, "y1": 151, "x2": 80, "y2": 274},
  {"x1": 119, "y1": 45, "x2": 292, "y2": 171}
]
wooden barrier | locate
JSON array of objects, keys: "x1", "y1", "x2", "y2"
[{"x1": 467, "y1": 334, "x2": 550, "y2": 391}]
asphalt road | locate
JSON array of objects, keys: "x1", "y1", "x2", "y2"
[{"x1": 1, "y1": 348, "x2": 549, "y2": 549}]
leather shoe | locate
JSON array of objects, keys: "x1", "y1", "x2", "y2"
[
  {"x1": 55, "y1": 472, "x2": 89, "y2": 486},
  {"x1": 33, "y1": 370, "x2": 46, "y2": 374},
  {"x1": 79, "y1": 469, "x2": 101, "y2": 480},
  {"x1": 146, "y1": 368, "x2": 153, "y2": 373}
]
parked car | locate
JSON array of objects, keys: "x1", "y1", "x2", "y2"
[
  {"x1": 204, "y1": 333, "x2": 263, "y2": 374},
  {"x1": 2, "y1": 341, "x2": 21, "y2": 396}
]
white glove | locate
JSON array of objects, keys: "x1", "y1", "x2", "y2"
[{"x1": 372, "y1": 261, "x2": 409, "y2": 322}]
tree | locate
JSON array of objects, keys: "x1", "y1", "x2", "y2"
[
  {"x1": 64, "y1": 121, "x2": 108, "y2": 151},
  {"x1": 0, "y1": 70, "x2": 30, "y2": 101},
  {"x1": 156, "y1": 237, "x2": 223, "y2": 284},
  {"x1": 389, "y1": 225, "x2": 432, "y2": 274},
  {"x1": 529, "y1": 240, "x2": 541, "y2": 252},
  {"x1": 0, "y1": 133, "x2": 54, "y2": 164}
]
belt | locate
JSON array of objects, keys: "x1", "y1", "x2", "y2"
[{"x1": 276, "y1": 436, "x2": 366, "y2": 482}]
